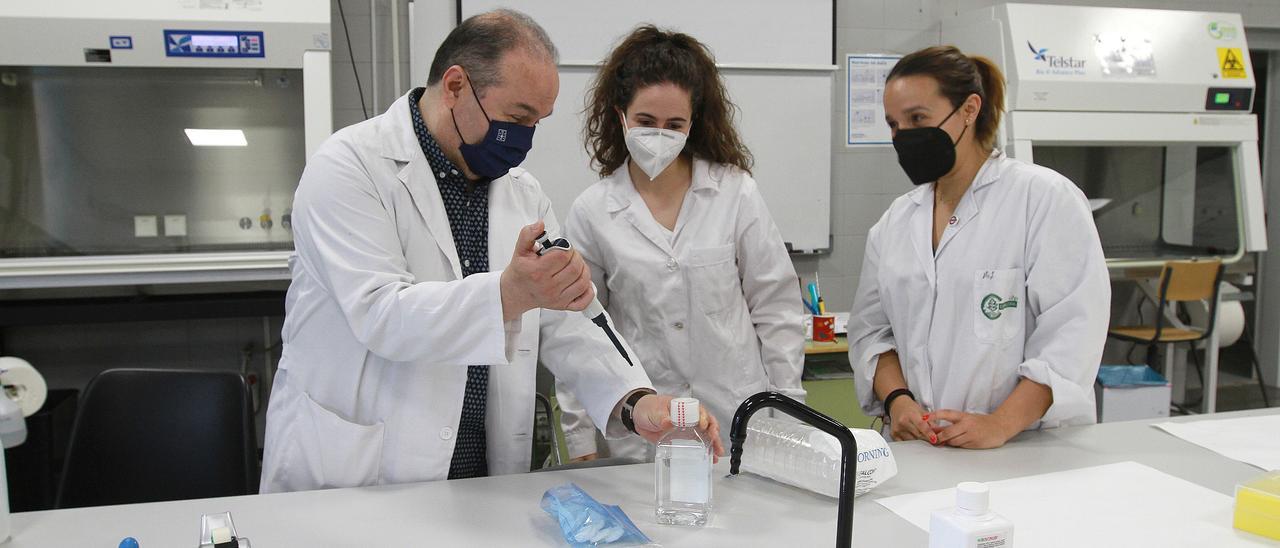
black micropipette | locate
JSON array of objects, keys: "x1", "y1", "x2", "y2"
[{"x1": 534, "y1": 231, "x2": 635, "y2": 367}]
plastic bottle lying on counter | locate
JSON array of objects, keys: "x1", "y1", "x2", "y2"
[{"x1": 741, "y1": 416, "x2": 897, "y2": 498}]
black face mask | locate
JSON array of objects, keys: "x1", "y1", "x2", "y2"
[{"x1": 892, "y1": 104, "x2": 968, "y2": 185}]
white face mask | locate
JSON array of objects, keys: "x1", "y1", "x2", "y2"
[{"x1": 621, "y1": 113, "x2": 688, "y2": 180}]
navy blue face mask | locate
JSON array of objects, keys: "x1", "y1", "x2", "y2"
[{"x1": 450, "y1": 73, "x2": 535, "y2": 180}]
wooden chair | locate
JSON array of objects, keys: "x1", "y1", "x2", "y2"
[{"x1": 1108, "y1": 259, "x2": 1224, "y2": 398}]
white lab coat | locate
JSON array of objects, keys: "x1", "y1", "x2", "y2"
[
  {"x1": 555, "y1": 158, "x2": 805, "y2": 458},
  {"x1": 259, "y1": 93, "x2": 652, "y2": 493},
  {"x1": 849, "y1": 150, "x2": 1109, "y2": 429}
]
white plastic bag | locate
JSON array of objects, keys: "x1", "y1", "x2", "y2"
[{"x1": 741, "y1": 417, "x2": 897, "y2": 498}]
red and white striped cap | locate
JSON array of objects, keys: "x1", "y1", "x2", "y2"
[{"x1": 670, "y1": 397, "x2": 699, "y2": 428}]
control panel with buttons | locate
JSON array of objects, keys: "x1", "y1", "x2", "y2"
[{"x1": 164, "y1": 30, "x2": 265, "y2": 58}]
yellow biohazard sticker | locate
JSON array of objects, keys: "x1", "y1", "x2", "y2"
[{"x1": 1218, "y1": 47, "x2": 1247, "y2": 79}]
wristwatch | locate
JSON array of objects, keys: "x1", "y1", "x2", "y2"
[{"x1": 620, "y1": 390, "x2": 653, "y2": 434}]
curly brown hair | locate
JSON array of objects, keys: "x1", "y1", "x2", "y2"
[{"x1": 583, "y1": 25, "x2": 753, "y2": 178}]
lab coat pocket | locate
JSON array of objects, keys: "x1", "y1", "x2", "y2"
[
  {"x1": 687, "y1": 244, "x2": 740, "y2": 316},
  {"x1": 301, "y1": 392, "x2": 385, "y2": 488},
  {"x1": 973, "y1": 268, "x2": 1024, "y2": 344}
]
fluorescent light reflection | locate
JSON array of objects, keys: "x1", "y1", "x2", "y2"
[{"x1": 184, "y1": 128, "x2": 248, "y2": 147}]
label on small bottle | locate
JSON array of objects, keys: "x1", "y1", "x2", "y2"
[
  {"x1": 974, "y1": 532, "x2": 1008, "y2": 548},
  {"x1": 669, "y1": 445, "x2": 709, "y2": 504}
]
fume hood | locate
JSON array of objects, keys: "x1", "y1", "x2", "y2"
[
  {"x1": 944, "y1": 3, "x2": 1265, "y2": 268},
  {"x1": 0, "y1": 0, "x2": 332, "y2": 288}
]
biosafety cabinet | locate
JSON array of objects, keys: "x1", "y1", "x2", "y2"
[
  {"x1": 943, "y1": 3, "x2": 1266, "y2": 268},
  {"x1": 0, "y1": 0, "x2": 332, "y2": 288}
]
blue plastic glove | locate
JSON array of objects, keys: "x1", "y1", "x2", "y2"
[{"x1": 540, "y1": 483, "x2": 652, "y2": 547}]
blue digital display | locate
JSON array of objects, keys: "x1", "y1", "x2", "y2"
[{"x1": 164, "y1": 30, "x2": 264, "y2": 58}]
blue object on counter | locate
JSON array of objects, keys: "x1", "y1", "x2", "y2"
[
  {"x1": 540, "y1": 483, "x2": 652, "y2": 547},
  {"x1": 119, "y1": 537, "x2": 139, "y2": 548},
  {"x1": 1097, "y1": 365, "x2": 1169, "y2": 387},
  {"x1": 803, "y1": 297, "x2": 818, "y2": 315}
]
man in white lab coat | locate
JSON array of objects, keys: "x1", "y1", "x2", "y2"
[{"x1": 260, "y1": 9, "x2": 722, "y2": 493}]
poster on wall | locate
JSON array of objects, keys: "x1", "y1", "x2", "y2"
[{"x1": 846, "y1": 54, "x2": 900, "y2": 147}]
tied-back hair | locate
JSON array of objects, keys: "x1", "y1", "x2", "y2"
[
  {"x1": 584, "y1": 25, "x2": 753, "y2": 178},
  {"x1": 887, "y1": 45, "x2": 1006, "y2": 150}
]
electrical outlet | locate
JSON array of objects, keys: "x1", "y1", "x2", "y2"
[
  {"x1": 164, "y1": 214, "x2": 187, "y2": 237},
  {"x1": 134, "y1": 215, "x2": 158, "y2": 238}
]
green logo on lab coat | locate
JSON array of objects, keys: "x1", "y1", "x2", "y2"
[{"x1": 980, "y1": 294, "x2": 1018, "y2": 320}]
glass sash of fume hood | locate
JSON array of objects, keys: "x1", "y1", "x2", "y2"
[
  {"x1": 0, "y1": 66, "x2": 304, "y2": 259},
  {"x1": 1034, "y1": 145, "x2": 1240, "y2": 262}
]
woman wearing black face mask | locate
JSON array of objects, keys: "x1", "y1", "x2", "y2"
[{"x1": 848, "y1": 46, "x2": 1110, "y2": 449}]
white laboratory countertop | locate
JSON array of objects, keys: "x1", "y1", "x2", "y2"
[{"x1": 10, "y1": 408, "x2": 1279, "y2": 547}]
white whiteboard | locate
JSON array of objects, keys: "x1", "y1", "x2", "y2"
[{"x1": 456, "y1": 0, "x2": 834, "y2": 252}]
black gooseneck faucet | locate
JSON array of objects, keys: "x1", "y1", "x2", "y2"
[{"x1": 728, "y1": 391, "x2": 857, "y2": 548}]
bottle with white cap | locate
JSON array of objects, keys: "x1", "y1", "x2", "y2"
[
  {"x1": 655, "y1": 397, "x2": 712, "y2": 527},
  {"x1": 929, "y1": 482, "x2": 1014, "y2": 548}
]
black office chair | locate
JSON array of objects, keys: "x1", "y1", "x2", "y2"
[{"x1": 55, "y1": 368, "x2": 258, "y2": 508}]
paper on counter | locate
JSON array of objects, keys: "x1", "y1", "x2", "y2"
[
  {"x1": 875, "y1": 461, "x2": 1265, "y2": 547},
  {"x1": 834, "y1": 312, "x2": 849, "y2": 334},
  {"x1": 1153, "y1": 415, "x2": 1280, "y2": 471}
]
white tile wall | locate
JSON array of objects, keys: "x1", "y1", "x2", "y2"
[
  {"x1": 840, "y1": 0, "x2": 885, "y2": 27},
  {"x1": 883, "y1": 0, "x2": 945, "y2": 31},
  {"x1": 330, "y1": 0, "x2": 412, "y2": 128}
]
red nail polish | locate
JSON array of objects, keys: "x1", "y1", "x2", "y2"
[{"x1": 931, "y1": 434, "x2": 938, "y2": 444}]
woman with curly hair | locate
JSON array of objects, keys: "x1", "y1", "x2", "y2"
[{"x1": 554, "y1": 26, "x2": 805, "y2": 461}]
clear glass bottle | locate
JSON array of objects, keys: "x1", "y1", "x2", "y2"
[{"x1": 655, "y1": 397, "x2": 712, "y2": 526}]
